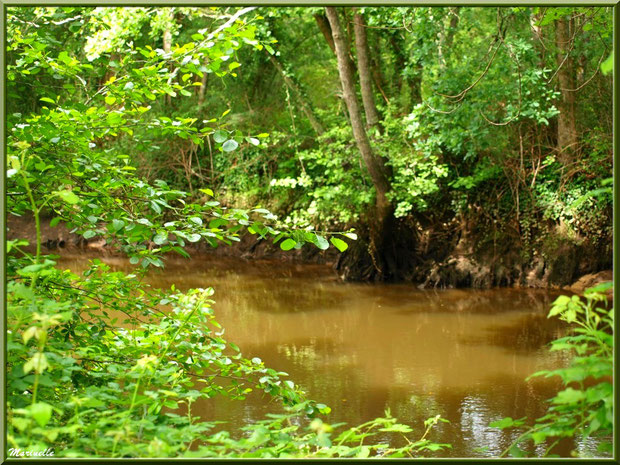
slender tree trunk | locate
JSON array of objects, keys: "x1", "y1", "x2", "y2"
[
  {"x1": 163, "y1": 21, "x2": 172, "y2": 106},
  {"x1": 163, "y1": 29, "x2": 172, "y2": 53},
  {"x1": 326, "y1": 7, "x2": 396, "y2": 279},
  {"x1": 555, "y1": 17, "x2": 578, "y2": 164},
  {"x1": 353, "y1": 10, "x2": 381, "y2": 129},
  {"x1": 530, "y1": 10, "x2": 545, "y2": 66},
  {"x1": 314, "y1": 13, "x2": 335, "y2": 54},
  {"x1": 198, "y1": 62, "x2": 208, "y2": 106},
  {"x1": 389, "y1": 34, "x2": 405, "y2": 94},
  {"x1": 438, "y1": 8, "x2": 459, "y2": 70},
  {"x1": 368, "y1": 32, "x2": 390, "y2": 105},
  {"x1": 267, "y1": 52, "x2": 325, "y2": 136}
]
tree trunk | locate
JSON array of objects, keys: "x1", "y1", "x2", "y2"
[
  {"x1": 314, "y1": 13, "x2": 335, "y2": 54},
  {"x1": 353, "y1": 10, "x2": 381, "y2": 129},
  {"x1": 267, "y1": 52, "x2": 325, "y2": 136},
  {"x1": 325, "y1": 6, "x2": 396, "y2": 279},
  {"x1": 198, "y1": 60, "x2": 209, "y2": 106},
  {"x1": 530, "y1": 10, "x2": 545, "y2": 66},
  {"x1": 368, "y1": 32, "x2": 390, "y2": 105},
  {"x1": 163, "y1": 22, "x2": 172, "y2": 106},
  {"x1": 444, "y1": 7, "x2": 460, "y2": 50},
  {"x1": 555, "y1": 17, "x2": 578, "y2": 164}
]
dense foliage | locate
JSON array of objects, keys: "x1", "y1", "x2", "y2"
[{"x1": 5, "y1": 5, "x2": 612, "y2": 459}]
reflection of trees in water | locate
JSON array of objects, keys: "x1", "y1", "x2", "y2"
[
  {"x1": 393, "y1": 288, "x2": 558, "y2": 315},
  {"x1": 459, "y1": 312, "x2": 569, "y2": 354},
  {"x1": 423, "y1": 378, "x2": 574, "y2": 457}
]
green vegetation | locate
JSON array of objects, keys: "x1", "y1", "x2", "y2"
[
  {"x1": 6, "y1": 6, "x2": 449, "y2": 459},
  {"x1": 5, "y1": 5, "x2": 612, "y2": 459},
  {"x1": 491, "y1": 283, "x2": 613, "y2": 457}
]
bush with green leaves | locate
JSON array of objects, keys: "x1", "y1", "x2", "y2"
[{"x1": 490, "y1": 283, "x2": 613, "y2": 458}]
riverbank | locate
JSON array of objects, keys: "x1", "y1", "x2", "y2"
[{"x1": 8, "y1": 213, "x2": 611, "y2": 293}]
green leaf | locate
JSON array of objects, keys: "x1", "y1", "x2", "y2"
[
  {"x1": 508, "y1": 445, "x2": 527, "y2": 458},
  {"x1": 56, "y1": 190, "x2": 79, "y2": 205},
  {"x1": 50, "y1": 217, "x2": 61, "y2": 227},
  {"x1": 585, "y1": 282, "x2": 613, "y2": 295},
  {"x1": 189, "y1": 216, "x2": 203, "y2": 226},
  {"x1": 29, "y1": 402, "x2": 53, "y2": 428},
  {"x1": 490, "y1": 417, "x2": 516, "y2": 429},
  {"x1": 601, "y1": 52, "x2": 613, "y2": 75},
  {"x1": 553, "y1": 387, "x2": 586, "y2": 405},
  {"x1": 112, "y1": 219, "x2": 125, "y2": 231},
  {"x1": 24, "y1": 353, "x2": 49, "y2": 374},
  {"x1": 314, "y1": 235, "x2": 329, "y2": 250},
  {"x1": 280, "y1": 238, "x2": 296, "y2": 251},
  {"x1": 153, "y1": 233, "x2": 168, "y2": 245},
  {"x1": 222, "y1": 139, "x2": 239, "y2": 152},
  {"x1": 83, "y1": 230, "x2": 96, "y2": 239},
  {"x1": 40, "y1": 97, "x2": 56, "y2": 104},
  {"x1": 213, "y1": 130, "x2": 228, "y2": 143},
  {"x1": 343, "y1": 232, "x2": 358, "y2": 240},
  {"x1": 172, "y1": 246, "x2": 190, "y2": 258},
  {"x1": 11, "y1": 417, "x2": 31, "y2": 432},
  {"x1": 187, "y1": 233, "x2": 201, "y2": 242},
  {"x1": 330, "y1": 237, "x2": 348, "y2": 252},
  {"x1": 105, "y1": 95, "x2": 116, "y2": 105}
]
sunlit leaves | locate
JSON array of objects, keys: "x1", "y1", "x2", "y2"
[
  {"x1": 29, "y1": 402, "x2": 53, "y2": 427},
  {"x1": 280, "y1": 238, "x2": 296, "y2": 250},
  {"x1": 329, "y1": 237, "x2": 348, "y2": 252}
]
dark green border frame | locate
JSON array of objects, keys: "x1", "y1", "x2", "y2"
[{"x1": 0, "y1": 1, "x2": 616, "y2": 463}]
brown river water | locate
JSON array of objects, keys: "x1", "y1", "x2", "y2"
[{"x1": 57, "y1": 253, "x2": 596, "y2": 458}]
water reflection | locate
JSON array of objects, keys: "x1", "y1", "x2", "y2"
[{"x1": 58, "y1": 253, "x2": 577, "y2": 457}]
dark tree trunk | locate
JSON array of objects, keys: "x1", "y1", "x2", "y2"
[
  {"x1": 325, "y1": 6, "x2": 396, "y2": 280},
  {"x1": 555, "y1": 17, "x2": 578, "y2": 164},
  {"x1": 353, "y1": 10, "x2": 381, "y2": 129},
  {"x1": 443, "y1": 7, "x2": 460, "y2": 51},
  {"x1": 389, "y1": 34, "x2": 406, "y2": 94}
]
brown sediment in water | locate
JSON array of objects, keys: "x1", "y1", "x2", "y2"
[{"x1": 53, "y1": 253, "x2": 605, "y2": 458}]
